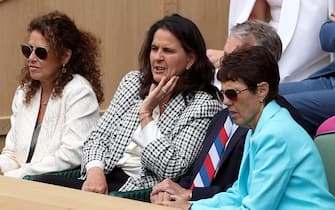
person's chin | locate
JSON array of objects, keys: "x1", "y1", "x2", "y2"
[
  {"x1": 230, "y1": 113, "x2": 242, "y2": 125},
  {"x1": 153, "y1": 75, "x2": 167, "y2": 83},
  {"x1": 29, "y1": 72, "x2": 41, "y2": 80}
]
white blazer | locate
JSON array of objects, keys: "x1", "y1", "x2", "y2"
[
  {"x1": 0, "y1": 74, "x2": 100, "y2": 178},
  {"x1": 229, "y1": 0, "x2": 333, "y2": 82}
]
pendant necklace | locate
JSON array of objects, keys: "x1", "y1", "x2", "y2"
[{"x1": 42, "y1": 100, "x2": 48, "y2": 105}]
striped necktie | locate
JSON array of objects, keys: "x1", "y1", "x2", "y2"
[{"x1": 191, "y1": 116, "x2": 234, "y2": 189}]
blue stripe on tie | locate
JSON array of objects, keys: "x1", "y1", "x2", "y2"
[
  {"x1": 214, "y1": 136, "x2": 224, "y2": 156},
  {"x1": 199, "y1": 164, "x2": 211, "y2": 187}
]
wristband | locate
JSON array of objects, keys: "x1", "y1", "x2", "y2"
[{"x1": 139, "y1": 111, "x2": 152, "y2": 116}]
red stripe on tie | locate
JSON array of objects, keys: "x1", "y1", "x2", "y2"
[
  {"x1": 204, "y1": 155, "x2": 215, "y2": 180},
  {"x1": 219, "y1": 127, "x2": 229, "y2": 146}
]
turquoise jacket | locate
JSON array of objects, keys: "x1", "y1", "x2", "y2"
[{"x1": 191, "y1": 100, "x2": 335, "y2": 210}]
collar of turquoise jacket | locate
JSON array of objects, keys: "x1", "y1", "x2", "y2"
[{"x1": 248, "y1": 100, "x2": 281, "y2": 137}]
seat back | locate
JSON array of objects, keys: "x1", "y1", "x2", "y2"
[
  {"x1": 316, "y1": 115, "x2": 335, "y2": 136},
  {"x1": 23, "y1": 167, "x2": 81, "y2": 181},
  {"x1": 315, "y1": 133, "x2": 335, "y2": 196},
  {"x1": 109, "y1": 188, "x2": 152, "y2": 202}
]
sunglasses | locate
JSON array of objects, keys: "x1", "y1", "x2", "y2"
[
  {"x1": 220, "y1": 88, "x2": 249, "y2": 101},
  {"x1": 21, "y1": 44, "x2": 48, "y2": 60}
]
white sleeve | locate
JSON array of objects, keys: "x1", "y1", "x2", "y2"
[{"x1": 0, "y1": 88, "x2": 23, "y2": 172}]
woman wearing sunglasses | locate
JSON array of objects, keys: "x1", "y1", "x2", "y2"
[
  {"x1": 0, "y1": 11, "x2": 103, "y2": 178},
  {"x1": 163, "y1": 46, "x2": 335, "y2": 209}
]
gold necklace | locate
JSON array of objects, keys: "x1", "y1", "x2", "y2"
[
  {"x1": 41, "y1": 96, "x2": 49, "y2": 105},
  {"x1": 41, "y1": 100, "x2": 48, "y2": 105},
  {"x1": 41, "y1": 89, "x2": 51, "y2": 106}
]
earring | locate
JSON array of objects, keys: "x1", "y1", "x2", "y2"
[
  {"x1": 259, "y1": 98, "x2": 264, "y2": 103},
  {"x1": 186, "y1": 63, "x2": 193, "y2": 70},
  {"x1": 62, "y1": 64, "x2": 67, "y2": 73}
]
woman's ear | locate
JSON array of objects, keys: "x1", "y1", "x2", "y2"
[
  {"x1": 62, "y1": 49, "x2": 72, "y2": 65},
  {"x1": 186, "y1": 53, "x2": 196, "y2": 70},
  {"x1": 257, "y1": 81, "x2": 269, "y2": 102}
]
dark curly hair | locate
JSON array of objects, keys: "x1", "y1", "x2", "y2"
[
  {"x1": 20, "y1": 10, "x2": 104, "y2": 104},
  {"x1": 138, "y1": 14, "x2": 218, "y2": 99}
]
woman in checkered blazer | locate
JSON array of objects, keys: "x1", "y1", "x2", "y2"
[{"x1": 36, "y1": 14, "x2": 222, "y2": 194}]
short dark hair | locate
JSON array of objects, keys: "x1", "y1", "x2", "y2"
[
  {"x1": 218, "y1": 46, "x2": 279, "y2": 104},
  {"x1": 138, "y1": 14, "x2": 217, "y2": 99}
]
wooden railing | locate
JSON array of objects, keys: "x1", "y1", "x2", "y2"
[{"x1": 0, "y1": 116, "x2": 9, "y2": 150}]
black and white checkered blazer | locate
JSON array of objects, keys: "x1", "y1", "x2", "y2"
[{"x1": 82, "y1": 71, "x2": 223, "y2": 191}]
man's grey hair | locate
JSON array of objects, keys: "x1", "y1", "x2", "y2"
[{"x1": 230, "y1": 20, "x2": 282, "y2": 61}]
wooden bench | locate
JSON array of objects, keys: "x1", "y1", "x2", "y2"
[{"x1": 0, "y1": 176, "x2": 175, "y2": 210}]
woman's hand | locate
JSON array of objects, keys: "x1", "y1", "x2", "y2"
[
  {"x1": 206, "y1": 49, "x2": 225, "y2": 68},
  {"x1": 140, "y1": 76, "x2": 179, "y2": 114},
  {"x1": 151, "y1": 191, "x2": 172, "y2": 204},
  {"x1": 151, "y1": 178, "x2": 192, "y2": 203},
  {"x1": 81, "y1": 167, "x2": 108, "y2": 194},
  {"x1": 151, "y1": 179, "x2": 192, "y2": 210}
]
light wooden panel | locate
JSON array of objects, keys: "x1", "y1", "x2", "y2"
[
  {"x1": 176, "y1": 0, "x2": 229, "y2": 50},
  {"x1": 159, "y1": 0, "x2": 230, "y2": 49},
  {"x1": 0, "y1": 116, "x2": 10, "y2": 136},
  {"x1": 0, "y1": 0, "x2": 229, "y2": 137},
  {"x1": 0, "y1": 136, "x2": 5, "y2": 151}
]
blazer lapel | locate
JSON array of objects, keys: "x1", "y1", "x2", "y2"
[
  {"x1": 216, "y1": 127, "x2": 248, "y2": 172},
  {"x1": 15, "y1": 89, "x2": 41, "y2": 163},
  {"x1": 206, "y1": 120, "x2": 224, "y2": 151},
  {"x1": 157, "y1": 94, "x2": 186, "y2": 135},
  {"x1": 237, "y1": 130, "x2": 252, "y2": 192},
  {"x1": 33, "y1": 95, "x2": 62, "y2": 161},
  {"x1": 117, "y1": 98, "x2": 141, "y2": 145},
  {"x1": 277, "y1": 0, "x2": 300, "y2": 52}
]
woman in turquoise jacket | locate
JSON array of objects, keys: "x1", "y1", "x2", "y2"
[{"x1": 160, "y1": 46, "x2": 335, "y2": 210}]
